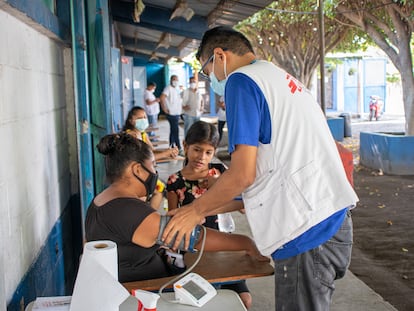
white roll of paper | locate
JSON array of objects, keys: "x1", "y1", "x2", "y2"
[
  {"x1": 83, "y1": 240, "x2": 118, "y2": 280},
  {"x1": 69, "y1": 240, "x2": 129, "y2": 311}
]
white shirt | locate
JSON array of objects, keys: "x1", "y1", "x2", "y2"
[
  {"x1": 144, "y1": 89, "x2": 160, "y2": 115},
  {"x1": 162, "y1": 85, "x2": 182, "y2": 115},
  {"x1": 182, "y1": 89, "x2": 203, "y2": 117}
]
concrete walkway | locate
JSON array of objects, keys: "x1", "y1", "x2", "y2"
[{"x1": 154, "y1": 115, "x2": 399, "y2": 310}]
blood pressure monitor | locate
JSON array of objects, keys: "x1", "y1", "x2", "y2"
[{"x1": 173, "y1": 273, "x2": 217, "y2": 307}]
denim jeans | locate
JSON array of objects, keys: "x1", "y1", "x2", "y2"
[
  {"x1": 147, "y1": 114, "x2": 158, "y2": 137},
  {"x1": 166, "y1": 114, "x2": 181, "y2": 149},
  {"x1": 273, "y1": 210, "x2": 353, "y2": 311},
  {"x1": 218, "y1": 120, "x2": 226, "y2": 143},
  {"x1": 183, "y1": 114, "x2": 200, "y2": 137}
]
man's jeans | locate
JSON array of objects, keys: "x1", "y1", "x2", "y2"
[
  {"x1": 183, "y1": 114, "x2": 200, "y2": 137},
  {"x1": 166, "y1": 114, "x2": 181, "y2": 149},
  {"x1": 274, "y1": 210, "x2": 353, "y2": 311},
  {"x1": 147, "y1": 114, "x2": 158, "y2": 137}
]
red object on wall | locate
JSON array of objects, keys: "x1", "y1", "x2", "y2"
[{"x1": 336, "y1": 142, "x2": 354, "y2": 187}]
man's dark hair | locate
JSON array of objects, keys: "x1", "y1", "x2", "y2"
[
  {"x1": 147, "y1": 81, "x2": 156, "y2": 87},
  {"x1": 196, "y1": 26, "x2": 254, "y2": 61}
]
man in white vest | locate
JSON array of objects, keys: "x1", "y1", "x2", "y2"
[{"x1": 163, "y1": 26, "x2": 358, "y2": 311}]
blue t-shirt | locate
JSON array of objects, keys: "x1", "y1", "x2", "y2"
[{"x1": 224, "y1": 73, "x2": 347, "y2": 260}]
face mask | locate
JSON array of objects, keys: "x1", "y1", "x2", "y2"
[
  {"x1": 172, "y1": 80, "x2": 178, "y2": 87},
  {"x1": 150, "y1": 89, "x2": 155, "y2": 93},
  {"x1": 190, "y1": 83, "x2": 196, "y2": 89},
  {"x1": 135, "y1": 118, "x2": 149, "y2": 132},
  {"x1": 135, "y1": 164, "x2": 158, "y2": 202},
  {"x1": 209, "y1": 55, "x2": 227, "y2": 96}
]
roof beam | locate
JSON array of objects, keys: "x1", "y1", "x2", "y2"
[
  {"x1": 111, "y1": 2, "x2": 208, "y2": 40},
  {"x1": 124, "y1": 50, "x2": 168, "y2": 64},
  {"x1": 120, "y1": 37, "x2": 180, "y2": 55}
]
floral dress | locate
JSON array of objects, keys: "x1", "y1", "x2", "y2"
[{"x1": 167, "y1": 168, "x2": 219, "y2": 229}]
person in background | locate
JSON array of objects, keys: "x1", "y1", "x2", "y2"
[
  {"x1": 216, "y1": 96, "x2": 226, "y2": 144},
  {"x1": 160, "y1": 75, "x2": 183, "y2": 153},
  {"x1": 369, "y1": 95, "x2": 384, "y2": 121},
  {"x1": 123, "y1": 106, "x2": 178, "y2": 161},
  {"x1": 162, "y1": 26, "x2": 358, "y2": 311},
  {"x1": 182, "y1": 77, "x2": 204, "y2": 136},
  {"x1": 85, "y1": 132, "x2": 269, "y2": 283},
  {"x1": 143, "y1": 82, "x2": 160, "y2": 139},
  {"x1": 167, "y1": 121, "x2": 252, "y2": 309}
]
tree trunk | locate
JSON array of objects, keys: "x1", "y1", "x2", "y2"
[{"x1": 400, "y1": 72, "x2": 414, "y2": 135}]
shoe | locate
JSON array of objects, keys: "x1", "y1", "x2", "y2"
[{"x1": 178, "y1": 149, "x2": 185, "y2": 157}]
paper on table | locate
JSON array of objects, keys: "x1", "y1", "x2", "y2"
[
  {"x1": 69, "y1": 241, "x2": 129, "y2": 311},
  {"x1": 32, "y1": 296, "x2": 71, "y2": 311}
]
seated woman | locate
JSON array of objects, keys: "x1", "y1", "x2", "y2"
[
  {"x1": 122, "y1": 106, "x2": 178, "y2": 161},
  {"x1": 85, "y1": 132, "x2": 268, "y2": 283}
]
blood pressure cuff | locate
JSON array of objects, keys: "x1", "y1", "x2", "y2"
[{"x1": 156, "y1": 215, "x2": 202, "y2": 253}]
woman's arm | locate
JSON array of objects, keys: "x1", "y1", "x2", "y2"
[
  {"x1": 198, "y1": 227, "x2": 269, "y2": 262},
  {"x1": 131, "y1": 212, "x2": 161, "y2": 248},
  {"x1": 167, "y1": 190, "x2": 179, "y2": 211},
  {"x1": 154, "y1": 147, "x2": 179, "y2": 161}
]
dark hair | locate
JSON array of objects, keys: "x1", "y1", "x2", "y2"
[
  {"x1": 196, "y1": 26, "x2": 254, "y2": 61},
  {"x1": 97, "y1": 132, "x2": 153, "y2": 183},
  {"x1": 122, "y1": 106, "x2": 145, "y2": 131},
  {"x1": 185, "y1": 121, "x2": 220, "y2": 149},
  {"x1": 147, "y1": 82, "x2": 156, "y2": 87},
  {"x1": 170, "y1": 75, "x2": 178, "y2": 83}
]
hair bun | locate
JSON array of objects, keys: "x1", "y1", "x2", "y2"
[{"x1": 97, "y1": 134, "x2": 120, "y2": 155}]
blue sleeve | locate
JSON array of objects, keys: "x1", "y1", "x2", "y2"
[{"x1": 225, "y1": 73, "x2": 271, "y2": 154}]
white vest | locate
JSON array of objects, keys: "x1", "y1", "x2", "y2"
[{"x1": 235, "y1": 61, "x2": 358, "y2": 255}]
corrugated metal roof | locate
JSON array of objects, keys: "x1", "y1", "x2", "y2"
[{"x1": 111, "y1": 0, "x2": 273, "y2": 63}]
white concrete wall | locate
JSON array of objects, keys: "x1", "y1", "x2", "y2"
[{"x1": 0, "y1": 10, "x2": 77, "y2": 305}]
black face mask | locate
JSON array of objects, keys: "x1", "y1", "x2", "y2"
[{"x1": 135, "y1": 164, "x2": 158, "y2": 202}]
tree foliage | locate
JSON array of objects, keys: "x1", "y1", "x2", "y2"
[
  {"x1": 334, "y1": 0, "x2": 414, "y2": 135},
  {"x1": 236, "y1": 0, "x2": 352, "y2": 88}
]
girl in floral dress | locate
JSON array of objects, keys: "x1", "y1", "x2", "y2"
[{"x1": 167, "y1": 120, "x2": 252, "y2": 309}]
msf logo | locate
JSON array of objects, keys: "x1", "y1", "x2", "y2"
[{"x1": 286, "y1": 74, "x2": 303, "y2": 94}]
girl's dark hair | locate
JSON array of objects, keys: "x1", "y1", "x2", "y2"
[
  {"x1": 122, "y1": 106, "x2": 145, "y2": 131},
  {"x1": 97, "y1": 132, "x2": 153, "y2": 183},
  {"x1": 185, "y1": 121, "x2": 220, "y2": 148},
  {"x1": 196, "y1": 26, "x2": 254, "y2": 61}
]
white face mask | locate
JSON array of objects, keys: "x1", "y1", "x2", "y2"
[
  {"x1": 209, "y1": 55, "x2": 227, "y2": 96},
  {"x1": 172, "y1": 80, "x2": 178, "y2": 87},
  {"x1": 135, "y1": 118, "x2": 149, "y2": 132},
  {"x1": 190, "y1": 82, "x2": 196, "y2": 89}
]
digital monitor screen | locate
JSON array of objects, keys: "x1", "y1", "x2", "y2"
[{"x1": 182, "y1": 280, "x2": 207, "y2": 300}]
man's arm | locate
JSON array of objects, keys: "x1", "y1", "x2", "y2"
[
  {"x1": 159, "y1": 93, "x2": 169, "y2": 114},
  {"x1": 145, "y1": 96, "x2": 159, "y2": 106},
  {"x1": 162, "y1": 144, "x2": 257, "y2": 250}
]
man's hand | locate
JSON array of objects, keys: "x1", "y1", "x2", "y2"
[{"x1": 162, "y1": 203, "x2": 205, "y2": 250}]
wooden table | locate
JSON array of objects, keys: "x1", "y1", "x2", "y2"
[{"x1": 122, "y1": 251, "x2": 274, "y2": 293}]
